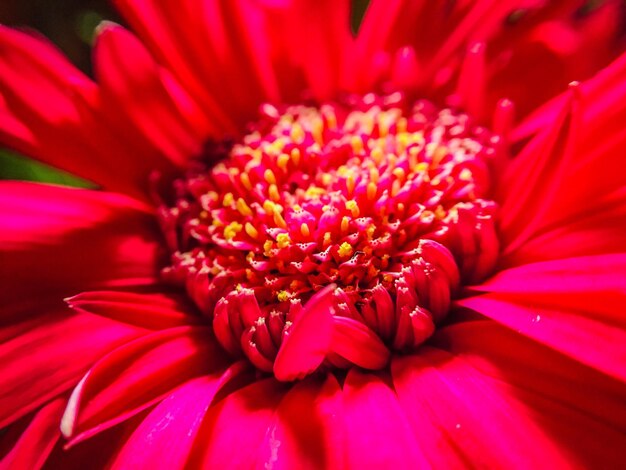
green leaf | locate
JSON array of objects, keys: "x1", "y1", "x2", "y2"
[{"x1": 0, "y1": 149, "x2": 94, "y2": 188}]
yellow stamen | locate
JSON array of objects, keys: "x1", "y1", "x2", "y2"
[
  {"x1": 223, "y1": 221, "x2": 243, "y2": 241},
  {"x1": 277, "y1": 290, "x2": 290, "y2": 302},
  {"x1": 323, "y1": 232, "x2": 332, "y2": 248},
  {"x1": 276, "y1": 233, "x2": 291, "y2": 249},
  {"x1": 290, "y1": 123, "x2": 305, "y2": 144},
  {"x1": 369, "y1": 167, "x2": 379, "y2": 184},
  {"x1": 240, "y1": 172, "x2": 252, "y2": 191},
  {"x1": 351, "y1": 135, "x2": 363, "y2": 154},
  {"x1": 268, "y1": 184, "x2": 280, "y2": 202},
  {"x1": 346, "y1": 200, "x2": 360, "y2": 218},
  {"x1": 341, "y1": 216, "x2": 350, "y2": 233},
  {"x1": 312, "y1": 116, "x2": 324, "y2": 145},
  {"x1": 273, "y1": 211, "x2": 287, "y2": 229},
  {"x1": 263, "y1": 240, "x2": 274, "y2": 256},
  {"x1": 277, "y1": 153, "x2": 290, "y2": 171},
  {"x1": 371, "y1": 147, "x2": 383, "y2": 165},
  {"x1": 300, "y1": 223, "x2": 310, "y2": 237},
  {"x1": 338, "y1": 242, "x2": 353, "y2": 258},
  {"x1": 291, "y1": 148, "x2": 301, "y2": 166},
  {"x1": 245, "y1": 222, "x2": 259, "y2": 239},
  {"x1": 222, "y1": 192, "x2": 234, "y2": 207},
  {"x1": 367, "y1": 181, "x2": 377, "y2": 200},
  {"x1": 236, "y1": 198, "x2": 252, "y2": 217},
  {"x1": 346, "y1": 174, "x2": 356, "y2": 197},
  {"x1": 264, "y1": 169, "x2": 276, "y2": 184}
]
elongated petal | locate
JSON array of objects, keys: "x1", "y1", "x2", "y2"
[
  {"x1": 61, "y1": 326, "x2": 228, "y2": 445},
  {"x1": 0, "y1": 397, "x2": 66, "y2": 470},
  {"x1": 434, "y1": 321, "x2": 626, "y2": 468},
  {"x1": 111, "y1": 362, "x2": 252, "y2": 470},
  {"x1": 67, "y1": 291, "x2": 201, "y2": 330},
  {"x1": 0, "y1": 27, "x2": 179, "y2": 200},
  {"x1": 459, "y1": 255, "x2": 626, "y2": 382},
  {"x1": 0, "y1": 309, "x2": 144, "y2": 428},
  {"x1": 93, "y1": 23, "x2": 207, "y2": 166},
  {"x1": 0, "y1": 182, "x2": 162, "y2": 306},
  {"x1": 342, "y1": 369, "x2": 428, "y2": 468}
]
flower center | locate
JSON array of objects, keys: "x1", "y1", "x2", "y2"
[{"x1": 160, "y1": 93, "x2": 499, "y2": 377}]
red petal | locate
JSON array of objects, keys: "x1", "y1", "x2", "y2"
[
  {"x1": 186, "y1": 378, "x2": 288, "y2": 468},
  {"x1": 93, "y1": 23, "x2": 206, "y2": 166},
  {"x1": 60, "y1": 326, "x2": 228, "y2": 445},
  {"x1": 0, "y1": 182, "x2": 162, "y2": 306},
  {"x1": 0, "y1": 308, "x2": 144, "y2": 428},
  {"x1": 67, "y1": 290, "x2": 201, "y2": 330},
  {"x1": 0, "y1": 27, "x2": 178, "y2": 201},
  {"x1": 273, "y1": 284, "x2": 335, "y2": 381},
  {"x1": 342, "y1": 369, "x2": 428, "y2": 468},
  {"x1": 392, "y1": 349, "x2": 569, "y2": 467},
  {"x1": 460, "y1": 255, "x2": 626, "y2": 382},
  {"x1": 110, "y1": 362, "x2": 252, "y2": 470},
  {"x1": 0, "y1": 397, "x2": 65, "y2": 470},
  {"x1": 435, "y1": 321, "x2": 626, "y2": 467}
]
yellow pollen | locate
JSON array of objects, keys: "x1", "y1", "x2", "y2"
[
  {"x1": 433, "y1": 145, "x2": 448, "y2": 166},
  {"x1": 290, "y1": 123, "x2": 305, "y2": 143},
  {"x1": 236, "y1": 198, "x2": 252, "y2": 216},
  {"x1": 291, "y1": 148, "x2": 301, "y2": 166},
  {"x1": 240, "y1": 172, "x2": 252, "y2": 191},
  {"x1": 263, "y1": 200, "x2": 276, "y2": 215},
  {"x1": 300, "y1": 223, "x2": 310, "y2": 237},
  {"x1": 323, "y1": 232, "x2": 332, "y2": 248},
  {"x1": 273, "y1": 211, "x2": 287, "y2": 229},
  {"x1": 397, "y1": 117, "x2": 408, "y2": 133},
  {"x1": 366, "y1": 224, "x2": 376, "y2": 239},
  {"x1": 415, "y1": 162, "x2": 429, "y2": 174},
  {"x1": 346, "y1": 174, "x2": 356, "y2": 196},
  {"x1": 369, "y1": 167, "x2": 380, "y2": 184},
  {"x1": 264, "y1": 169, "x2": 276, "y2": 184},
  {"x1": 321, "y1": 173, "x2": 333, "y2": 186},
  {"x1": 224, "y1": 221, "x2": 243, "y2": 241},
  {"x1": 338, "y1": 242, "x2": 353, "y2": 258},
  {"x1": 391, "y1": 179, "x2": 402, "y2": 197},
  {"x1": 341, "y1": 216, "x2": 350, "y2": 233},
  {"x1": 276, "y1": 233, "x2": 291, "y2": 249},
  {"x1": 435, "y1": 205, "x2": 447, "y2": 219},
  {"x1": 350, "y1": 135, "x2": 363, "y2": 154},
  {"x1": 277, "y1": 290, "x2": 290, "y2": 302},
  {"x1": 263, "y1": 240, "x2": 274, "y2": 256},
  {"x1": 323, "y1": 108, "x2": 337, "y2": 129},
  {"x1": 222, "y1": 192, "x2": 234, "y2": 207},
  {"x1": 245, "y1": 222, "x2": 259, "y2": 239},
  {"x1": 396, "y1": 133, "x2": 410, "y2": 154},
  {"x1": 312, "y1": 116, "x2": 324, "y2": 145},
  {"x1": 268, "y1": 184, "x2": 280, "y2": 202},
  {"x1": 306, "y1": 186, "x2": 326, "y2": 198},
  {"x1": 459, "y1": 168, "x2": 473, "y2": 181},
  {"x1": 392, "y1": 167, "x2": 406, "y2": 182},
  {"x1": 367, "y1": 181, "x2": 378, "y2": 200},
  {"x1": 277, "y1": 153, "x2": 290, "y2": 171},
  {"x1": 378, "y1": 113, "x2": 389, "y2": 137},
  {"x1": 371, "y1": 147, "x2": 383, "y2": 165},
  {"x1": 212, "y1": 218, "x2": 223, "y2": 227},
  {"x1": 346, "y1": 200, "x2": 360, "y2": 218}
]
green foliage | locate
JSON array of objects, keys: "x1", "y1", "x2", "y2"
[{"x1": 0, "y1": 150, "x2": 94, "y2": 188}]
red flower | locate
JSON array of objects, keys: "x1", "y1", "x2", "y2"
[{"x1": 1, "y1": 1, "x2": 626, "y2": 468}]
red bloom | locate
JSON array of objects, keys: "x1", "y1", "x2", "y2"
[{"x1": 1, "y1": 1, "x2": 626, "y2": 468}]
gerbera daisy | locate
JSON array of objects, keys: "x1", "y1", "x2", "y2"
[{"x1": 1, "y1": 0, "x2": 626, "y2": 468}]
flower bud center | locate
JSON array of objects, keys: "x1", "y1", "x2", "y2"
[{"x1": 160, "y1": 93, "x2": 499, "y2": 376}]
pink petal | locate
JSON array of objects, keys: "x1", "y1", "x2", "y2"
[
  {"x1": 0, "y1": 397, "x2": 65, "y2": 470},
  {"x1": 0, "y1": 27, "x2": 179, "y2": 201},
  {"x1": 67, "y1": 290, "x2": 201, "y2": 330},
  {"x1": 111, "y1": 362, "x2": 252, "y2": 470},
  {"x1": 342, "y1": 369, "x2": 428, "y2": 468},
  {"x1": 392, "y1": 349, "x2": 568, "y2": 468},
  {"x1": 93, "y1": 23, "x2": 206, "y2": 166},
  {"x1": 60, "y1": 326, "x2": 228, "y2": 445},
  {"x1": 0, "y1": 308, "x2": 144, "y2": 428},
  {"x1": 0, "y1": 182, "x2": 162, "y2": 306},
  {"x1": 435, "y1": 321, "x2": 626, "y2": 467},
  {"x1": 273, "y1": 284, "x2": 335, "y2": 381},
  {"x1": 189, "y1": 374, "x2": 344, "y2": 469},
  {"x1": 459, "y1": 255, "x2": 626, "y2": 382},
  {"x1": 186, "y1": 378, "x2": 288, "y2": 468}
]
